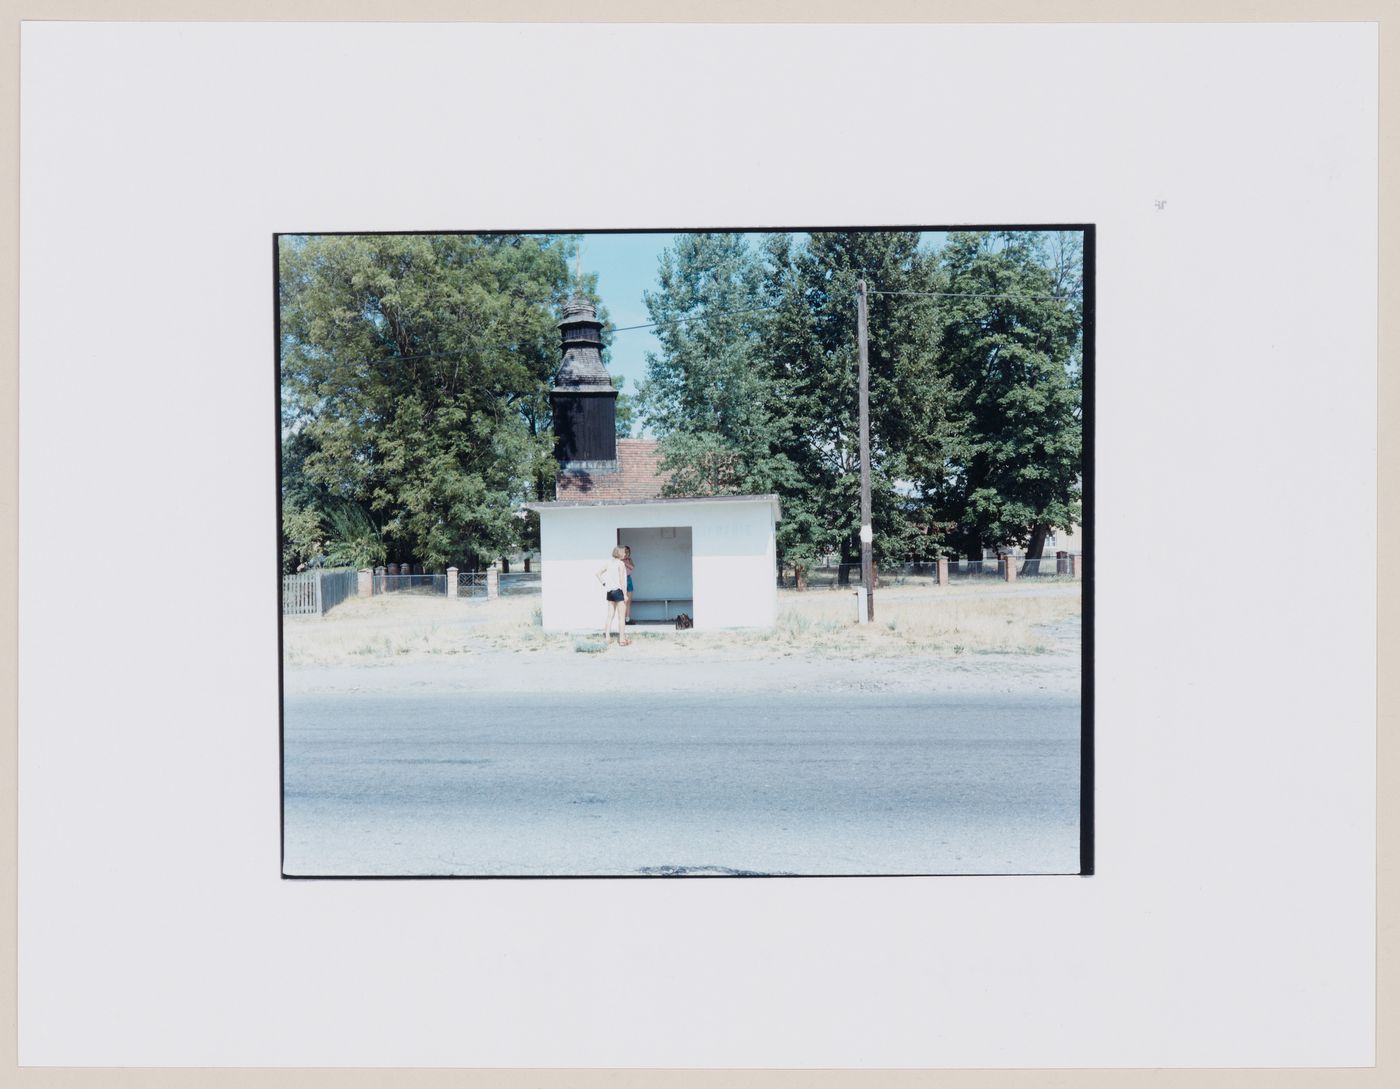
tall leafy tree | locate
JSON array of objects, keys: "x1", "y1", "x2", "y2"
[
  {"x1": 933, "y1": 231, "x2": 1083, "y2": 566},
  {"x1": 279, "y1": 234, "x2": 574, "y2": 568},
  {"x1": 637, "y1": 232, "x2": 795, "y2": 496},
  {"x1": 639, "y1": 231, "x2": 969, "y2": 578},
  {"x1": 759, "y1": 231, "x2": 958, "y2": 578}
]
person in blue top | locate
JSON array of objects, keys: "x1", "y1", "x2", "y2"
[{"x1": 623, "y1": 545, "x2": 636, "y2": 625}]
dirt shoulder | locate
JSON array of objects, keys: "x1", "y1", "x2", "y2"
[{"x1": 282, "y1": 646, "x2": 1081, "y2": 700}]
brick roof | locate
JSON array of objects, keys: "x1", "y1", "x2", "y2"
[{"x1": 555, "y1": 439, "x2": 671, "y2": 501}]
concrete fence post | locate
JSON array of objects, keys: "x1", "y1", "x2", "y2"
[
  {"x1": 357, "y1": 568, "x2": 373, "y2": 597},
  {"x1": 936, "y1": 557, "x2": 949, "y2": 587},
  {"x1": 1002, "y1": 552, "x2": 1017, "y2": 583},
  {"x1": 523, "y1": 557, "x2": 531, "y2": 573},
  {"x1": 1070, "y1": 553, "x2": 1082, "y2": 579},
  {"x1": 447, "y1": 566, "x2": 458, "y2": 599},
  {"x1": 1056, "y1": 550, "x2": 1069, "y2": 576},
  {"x1": 487, "y1": 562, "x2": 500, "y2": 600}
]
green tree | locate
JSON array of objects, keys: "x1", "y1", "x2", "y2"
[
  {"x1": 637, "y1": 233, "x2": 792, "y2": 489},
  {"x1": 759, "y1": 231, "x2": 959, "y2": 579},
  {"x1": 933, "y1": 231, "x2": 1083, "y2": 567},
  {"x1": 279, "y1": 234, "x2": 575, "y2": 568},
  {"x1": 638, "y1": 231, "x2": 967, "y2": 580},
  {"x1": 281, "y1": 504, "x2": 324, "y2": 574},
  {"x1": 613, "y1": 374, "x2": 634, "y2": 438},
  {"x1": 321, "y1": 503, "x2": 388, "y2": 569}
]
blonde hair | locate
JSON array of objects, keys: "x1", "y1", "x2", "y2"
[{"x1": 611, "y1": 546, "x2": 626, "y2": 559}]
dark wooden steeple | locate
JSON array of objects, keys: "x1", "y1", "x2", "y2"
[{"x1": 550, "y1": 295, "x2": 617, "y2": 468}]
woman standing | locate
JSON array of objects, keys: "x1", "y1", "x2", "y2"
[
  {"x1": 596, "y1": 546, "x2": 631, "y2": 647},
  {"x1": 622, "y1": 545, "x2": 636, "y2": 625}
]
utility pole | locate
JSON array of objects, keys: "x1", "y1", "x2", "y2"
[{"x1": 856, "y1": 279, "x2": 874, "y2": 622}]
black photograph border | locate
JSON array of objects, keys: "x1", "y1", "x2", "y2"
[{"x1": 272, "y1": 222, "x2": 1096, "y2": 881}]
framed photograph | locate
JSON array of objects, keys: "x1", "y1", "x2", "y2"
[{"x1": 12, "y1": 12, "x2": 1380, "y2": 1078}]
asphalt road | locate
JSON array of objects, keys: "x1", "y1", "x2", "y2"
[{"x1": 282, "y1": 691, "x2": 1082, "y2": 877}]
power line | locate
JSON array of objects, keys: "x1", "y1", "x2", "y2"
[
  {"x1": 282, "y1": 286, "x2": 1077, "y2": 375},
  {"x1": 610, "y1": 302, "x2": 785, "y2": 334},
  {"x1": 870, "y1": 289, "x2": 1073, "y2": 302},
  {"x1": 284, "y1": 303, "x2": 792, "y2": 374}
]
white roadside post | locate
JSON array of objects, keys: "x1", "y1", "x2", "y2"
[
  {"x1": 447, "y1": 566, "x2": 458, "y2": 599},
  {"x1": 856, "y1": 523, "x2": 874, "y2": 623}
]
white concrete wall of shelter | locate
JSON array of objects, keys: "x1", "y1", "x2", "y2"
[
  {"x1": 690, "y1": 502, "x2": 776, "y2": 630},
  {"x1": 538, "y1": 500, "x2": 777, "y2": 631}
]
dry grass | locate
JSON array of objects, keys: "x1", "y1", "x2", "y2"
[
  {"x1": 672, "y1": 584, "x2": 1079, "y2": 659},
  {"x1": 282, "y1": 592, "x2": 523, "y2": 665},
  {"x1": 283, "y1": 583, "x2": 1079, "y2": 666}
]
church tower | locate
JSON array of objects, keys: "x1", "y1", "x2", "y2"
[{"x1": 549, "y1": 295, "x2": 617, "y2": 470}]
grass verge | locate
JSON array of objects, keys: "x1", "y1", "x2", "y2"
[{"x1": 282, "y1": 582, "x2": 1079, "y2": 666}]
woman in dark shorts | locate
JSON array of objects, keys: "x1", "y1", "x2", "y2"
[{"x1": 595, "y1": 546, "x2": 630, "y2": 646}]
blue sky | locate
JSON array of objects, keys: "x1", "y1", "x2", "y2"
[
  {"x1": 577, "y1": 231, "x2": 951, "y2": 406},
  {"x1": 576, "y1": 231, "x2": 679, "y2": 396}
]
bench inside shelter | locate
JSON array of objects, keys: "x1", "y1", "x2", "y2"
[{"x1": 627, "y1": 596, "x2": 694, "y2": 624}]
